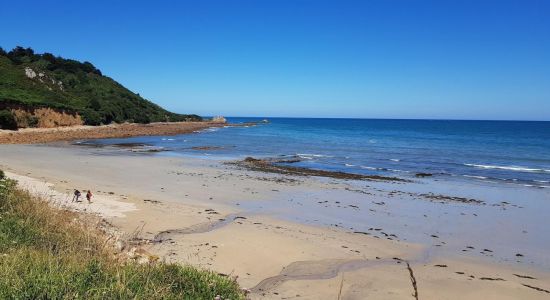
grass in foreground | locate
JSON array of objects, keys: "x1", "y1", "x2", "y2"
[{"x1": 0, "y1": 170, "x2": 245, "y2": 299}]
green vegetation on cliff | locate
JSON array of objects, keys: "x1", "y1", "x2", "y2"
[
  {"x1": 0, "y1": 171, "x2": 244, "y2": 299},
  {"x1": 0, "y1": 46, "x2": 201, "y2": 127}
]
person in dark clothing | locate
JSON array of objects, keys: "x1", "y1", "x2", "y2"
[{"x1": 72, "y1": 190, "x2": 81, "y2": 202}]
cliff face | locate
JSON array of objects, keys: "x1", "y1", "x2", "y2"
[
  {"x1": 11, "y1": 107, "x2": 83, "y2": 128},
  {"x1": 0, "y1": 46, "x2": 202, "y2": 129}
]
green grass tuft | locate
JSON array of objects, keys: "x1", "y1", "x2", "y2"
[{"x1": 0, "y1": 173, "x2": 245, "y2": 299}]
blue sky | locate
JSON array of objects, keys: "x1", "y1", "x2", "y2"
[{"x1": 1, "y1": 0, "x2": 549, "y2": 120}]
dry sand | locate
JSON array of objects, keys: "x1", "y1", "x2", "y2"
[{"x1": 1, "y1": 144, "x2": 549, "y2": 299}]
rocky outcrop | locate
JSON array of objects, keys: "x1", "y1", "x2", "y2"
[
  {"x1": 0, "y1": 121, "x2": 223, "y2": 144},
  {"x1": 24, "y1": 67, "x2": 37, "y2": 79},
  {"x1": 24, "y1": 67, "x2": 64, "y2": 91},
  {"x1": 211, "y1": 116, "x2": 227, "y2": 123},
  {"x1": 231, "y1": 156, "x2": 408, "y2": 182}
]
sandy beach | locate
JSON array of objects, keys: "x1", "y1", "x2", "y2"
[
  {"x1": 1, "y1": 143, "x2": 549, "y2": 299},
  {"x1": 2, "y1": 1, "x2": 549, "y2": 298}
]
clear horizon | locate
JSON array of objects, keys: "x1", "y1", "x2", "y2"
[
  {"x1": 217, "y1": 116, "x2": 550, "y2": 122},
  {"x1": 1, "y1": 0, "x2": 549, "y2": 121}
]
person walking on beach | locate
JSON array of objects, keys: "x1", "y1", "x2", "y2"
[
  {"x1": 72, "y1": 190, "x2": 81, "y2": 202},
  {"x1": 86, "y1": 190, "x2": 93, "y2": 203}
]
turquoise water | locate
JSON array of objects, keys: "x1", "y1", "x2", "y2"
[{"x1": 87, "y1": 118, "x2": 550, "y2": 188}]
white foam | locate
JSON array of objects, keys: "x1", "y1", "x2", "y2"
[
  {"x1": 345, "y1": 164, "x2": 356, "y2": 167},
  {"x1": 360, "y1": 166, "x2": 377, "y2": 170},
  {"x1": 464, "y1": 163, "x2": 550, "y2": 173},
  {"x1": 463, "y1": 175, "x2": 488, "y2": 180},
  {"x1": 387, "y1": 168, "x2": 409, "y2": 173},
  {"x1": 195, "y1": 128, "x2": 220, "y2": 133},
  {"x1": 296, "y1": 153, "x2": 332, "y2": 158},
  {"x1": 130, "y1": 146, "x2": 164, "y2": 153},
  {"x1": 390, "y1": 159, "x2": 400, "y2": 162}
]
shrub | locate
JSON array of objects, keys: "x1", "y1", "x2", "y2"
[
  {"x1": 27, "y1": 116, "x2": 39, "y2": 127},
  {"x1": 133, "y1": 114, "x2": 151, "y2": 124},
  {"x1": 80, "y1": 109, "x2": 102, "y2": 126},
  {"x1": 11, "y1": 110, "x2": 39, "y2": 128},
  {"x1": 0, "y1": 110, "x2": 17, "y2": 130}
]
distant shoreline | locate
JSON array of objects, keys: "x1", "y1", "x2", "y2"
[{"x1": 0, "y1": 121, "x2": 225, "y2": 144}]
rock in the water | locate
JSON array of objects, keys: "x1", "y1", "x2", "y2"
[{"x1": 211, "y1": 116, "x2": 227, "y2": 123}]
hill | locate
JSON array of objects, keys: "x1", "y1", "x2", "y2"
[{"x1": 0, "y1": 46, "x2": 201, "y2": 129}]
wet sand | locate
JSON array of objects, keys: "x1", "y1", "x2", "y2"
[{"x1": 1, "y1": 144, "x2": 549, "y2": 299}]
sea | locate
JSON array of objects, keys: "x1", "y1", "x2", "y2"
[{"x1": 86, "y1": 118, "x2": 550, "y2": 189}]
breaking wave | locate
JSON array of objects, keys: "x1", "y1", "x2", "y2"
[{"x1": 464, "y1": 163, "x2": 550, "y2": 173}]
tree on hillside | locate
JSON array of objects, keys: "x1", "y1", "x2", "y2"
[
  {"x1": 41, "y1": 52, "x2": 56, "y2": 63},
  {"x1": 7, "y1": 46, "x2": 37, "y2": 64}
]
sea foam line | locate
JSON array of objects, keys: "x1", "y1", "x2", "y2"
[
  {"x1": 360, "y1": 166, "x2": 377, "y2": 170},
  {"x1": 296, "y1": 153, "x2": 333, "y2": 158},
  {"x1": 464, "y1": 163, "x2": 550, "y2": 173},
  {"x1": 463, "y1": 175, "x2": 488, "y2": 179}
]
